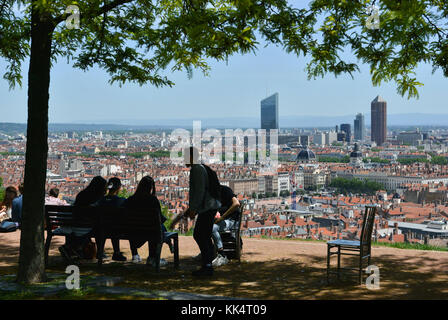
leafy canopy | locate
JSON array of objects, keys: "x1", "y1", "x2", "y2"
[{"x1": 0, "y1": 0, "x2": 447, "y2": 98}]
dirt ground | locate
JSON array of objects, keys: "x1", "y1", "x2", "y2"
[{"x1": 1, "y1": 231, "x2": 448, "y2": 299}]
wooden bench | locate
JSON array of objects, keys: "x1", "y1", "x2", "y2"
[{"x1": 44, "y1": 205, "x2": 179, "y2": 272}]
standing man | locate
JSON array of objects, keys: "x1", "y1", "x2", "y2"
[{"x1": 185, "y1": 146, "x2": 221, "y2": 276}]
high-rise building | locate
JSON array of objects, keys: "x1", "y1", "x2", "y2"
[
  {"x1": 340, "y1": 123, "x2": 351, "y2": 143},
  {"x1": 312, "y1": 132, "x2": 326, "y2": 146},
  {"x1": 371, "y1": 95, "x2": 387, "y2": 145},
  {"x1": 325, "y1": 131, "x2": 338, "y2": 145},
  {"x1": 261, "y1": 93, "x2": 279, "y2": 130},
  {"x1": 354, "y1": 113, "x2": 365, "y2": 141}
]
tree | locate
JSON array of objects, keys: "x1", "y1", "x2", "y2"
[
  {"x1": 1, "y1": 0, "x2": 447, "y2": 284},
  {"x1": 0, "y1": 0, "x2": 317, "y2": 284},
  {"x1": 0, "y1": 177, "x2": 4, "y2": 203}
]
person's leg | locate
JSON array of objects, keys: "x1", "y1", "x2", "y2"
[
  {"x1": 112, "y1": 238, "x2": 120, "y2": 253},
  {"x1": 130, "y1": 240, "x2": 139, "y2": 256},
  {"x1": 130, "y1": 237, "x2": 147, "y2": 255},
  {"x1": 211, "y1": 220, "x2": 227, "y2": 251},
  {"x1": 193, "y1": 210, "x2": 216, "y2": 268},
  {"x1": 111, "y1": 237, "x2": 126, "y2": 261}
]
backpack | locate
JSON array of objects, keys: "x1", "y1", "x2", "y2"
[{"x1": 202, "y1": 164, "x2": 221, "y2": 200}]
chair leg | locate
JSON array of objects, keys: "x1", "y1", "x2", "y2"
[
  {"x1": 326, "y1": 245, "x2": 331, "y2": 284},
  {"x1": 337, "y1": 246, "x2": 341, "y2": 280},
  {"x1": 173, "y1": 235, "x2": 179, "y2": 269},
  {"x1": 359, "y1": 255, "x2": 363, "y2": 285}
]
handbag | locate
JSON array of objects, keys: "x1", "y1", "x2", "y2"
[{"x1": 83, "y1": 239, "x2": 97, "y2": 260}]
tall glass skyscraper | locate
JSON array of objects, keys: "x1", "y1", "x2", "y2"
[
  {"x1": 340, "y1": 123, "x2": 351, "y2": 142},
  {"x1": 261, "y1": 93, "x2": 279, "y2": 130},
  {"x1": 354, "y1": 113, "x2": 365, "y2": 141},
  {"x1": 371, "y1": 95, "x2": 387, "y2": 146}
]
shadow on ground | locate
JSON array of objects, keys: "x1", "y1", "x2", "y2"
[
  {"x1": 2, "y1": 236, "x2": 448, "y2": 299},
  {"x1": 38, "y1": 249, "x2": 448, "y2": 299}
]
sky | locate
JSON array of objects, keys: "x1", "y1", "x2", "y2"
[{"x1": 1, "y1": 18, "x2": 447, "y2": 125}]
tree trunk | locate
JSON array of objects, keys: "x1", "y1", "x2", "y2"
[{"x1": 16, "y1": 4, "x2": 53, "y2": 284}]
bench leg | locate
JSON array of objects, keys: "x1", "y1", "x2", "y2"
[
  {"x1": 44, "y1": 233, "x2": 53, "y2": 267},
  {"x1": 96, "y1": 236, "x2": 105, "y2": 267},
  {"x1": 173, "y1": 235, "x2": 179, "y2": 269}
]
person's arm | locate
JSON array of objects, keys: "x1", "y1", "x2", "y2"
[
  {"x1": 155, "y1": 199, "x2": 167, "y2": 224},
  {"x1": 215, "y1": 197, "x2": 240, "y2": 223},
  {"x1": 169, "y1": 208, "x2": 193, "y2": 229},
  {"x1": 188, "y1": 165, "x2": 206, "y2": 214}
]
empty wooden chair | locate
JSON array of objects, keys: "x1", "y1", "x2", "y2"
[{"x1": 326, "y1": 206, "x2": 377, "y2": 284}]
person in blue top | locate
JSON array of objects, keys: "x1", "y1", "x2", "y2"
[
  {"x1": 94, "y1": 177, "x2": 127, "y2": 261},
  {"x1": 11, "y1": 183, "x2": 24, "y2": 224}
]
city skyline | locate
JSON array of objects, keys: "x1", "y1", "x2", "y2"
[{"x1": 1, "y1": 41, "x2": 447, "y2": 124}]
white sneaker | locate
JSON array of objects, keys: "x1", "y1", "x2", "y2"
[
  {"x1": 146, "y1": 257, "x2": 168, "y2": 267},
  {"x1": 132, "y1": 254, "x2": 142, "y2": 263},
  {"x1": 220, "y1": 255, "x2": 229, "y2": 266},
  {"x1": 212, "y1": 254, "x2": 229, "y2": 267},
  {"x1": 160, "y1": 258, "x2": 168, "y2": 267}
]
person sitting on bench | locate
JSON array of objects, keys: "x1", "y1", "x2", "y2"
[
  {"x1": 0, "y1": 186, "x2": 18, "y2": 222},
  {"x1": 45, "y1": 188, "x2": 68, "y2": 206},
  {"x1": 211, "y1": 185, "x2": 241, "y2": 267},
  {"x1": 59, "y1": 176, "x2": 107, "y2": 261},
  {"x1": 93, "y1": 177, "x2": 127, "y2": 261},
  {"x1": 124, "y1": 175, "x2": 168, "y2": 265}
]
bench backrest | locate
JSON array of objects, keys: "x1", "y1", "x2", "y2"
[{"x1": 45, "y1": 205, "x2": 162, "y2": 241}]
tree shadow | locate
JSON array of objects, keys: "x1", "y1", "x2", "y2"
[
  {"x1": 43, "y1": 250, "x2": 448, "y2": 299},
  {"x1": 2, "y1": 233, "x2": 448, "y2": 299}
]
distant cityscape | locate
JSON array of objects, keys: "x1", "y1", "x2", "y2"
[{"x1": 1, "y1": 93, "x2": 448, "y2": 248}]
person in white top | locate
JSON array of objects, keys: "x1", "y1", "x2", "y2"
[
  {"x1": 45, "y1": 188, "x2": 68, "y2": 206},
  {"x1": 0, "y1": 186, "x2": 18, "y2": 222}
]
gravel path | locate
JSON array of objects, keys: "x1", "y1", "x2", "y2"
[{"x1": 1, "y1": 231, "x2": 448, "y2": 299}]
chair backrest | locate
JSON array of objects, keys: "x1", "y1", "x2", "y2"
[
  {"x1": 237, "y1": 201, "x2": 246, "y2": 229},
  {"x1": 360, "y1": 206, "x2": 377, "y2": 247}
]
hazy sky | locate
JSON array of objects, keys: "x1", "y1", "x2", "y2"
[{"x1": 1, "y1": 36, "x2": 447, "y2": 124}]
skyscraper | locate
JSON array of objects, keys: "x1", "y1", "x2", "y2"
[
  {"x1": 371, "y1": 95, "x2": 387, "y2": 146},
  {"x1": 261, "y1": 93, "x2": 279, "y2": 130},
  {"x1": 340, "y1": 123, "x2": 351, "y2": 143},
  {"x1": 354, "y1": 113, "x2": 365, "y2": 141}
]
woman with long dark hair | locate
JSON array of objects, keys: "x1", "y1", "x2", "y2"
[
  {"x1": 0, "y1": 186, "x2": 18, "y2": 221},
  {"x1": 124, "y1": 176, "x2": 167, "y2": 265},
  {"x1": 74, "y1": 176, "x2": 108, "y2": 206}
]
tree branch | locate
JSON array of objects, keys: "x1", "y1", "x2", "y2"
[{"x1": 53, "y1": 0, "x2": 134, "y2": 27}]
